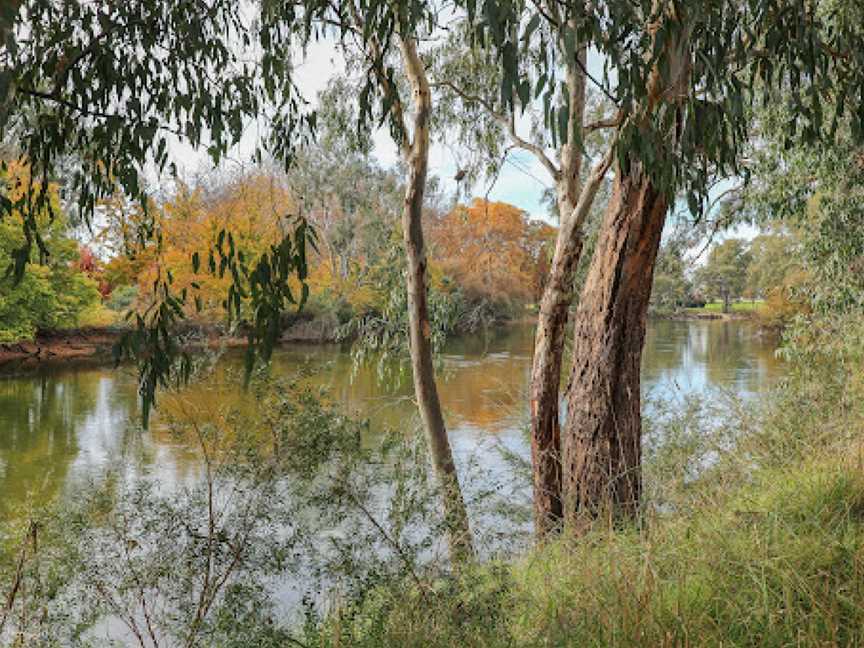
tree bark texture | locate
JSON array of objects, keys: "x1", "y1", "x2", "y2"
[
  {"x1": 399, "y1": 36, "x2": 473, "y2": 562},
  {"x1": 561, "y1": 163, "x2": 668, "y2": 531},
  {"x1": 528, "y1": 37, "x2": 590, "y2": 539},
  {"x1": 530, "y1": 149, "x2": 612, "y2": 538}
]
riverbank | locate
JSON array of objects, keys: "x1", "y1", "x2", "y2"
[
  {"x1": 0, "y1": 316, "x2": 345, "y2": 367},
  {"x1": 0, "y1": 327, "x2": 123, "y2": 365},
  {"x1": 0, "y1": 312, "x2": 534, "y2": 368},
  {"x1": 304, "y1": 317, "x2": 864, "y2": 647},
  {"x1": 655, "y1": 310, "x2": 751, "y2": 321},
  {"x1": 652, "y1": 300, "x2": 763, "y2": 321}
]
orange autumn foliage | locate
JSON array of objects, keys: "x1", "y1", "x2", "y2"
[
  {"x1": 135, "y1": 173, "x2": 294, "y2": 319},
  {"x1": 432, "y1": 199, "x2": 555, "y2": 306}
]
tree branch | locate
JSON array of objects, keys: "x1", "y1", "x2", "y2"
[
  {"x1": 562, "y1": 139, "x2": 616, "y2": 233},
  {"x1": 572, "y1": 54, "x2": 620, "y2": 106},
  {"x1": 432, "y1": 80, "x2": 561, "y2": 180},
  {"x1": 584, "y1": 112, "x2": 623, "y2": 132},
  {"x1": 17, "y1": 86, "x2": 185, "y2": 139}
]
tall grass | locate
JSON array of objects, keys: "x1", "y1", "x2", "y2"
[{"x1": 306, "y1": 316, "x2": 864, "y2": 647}]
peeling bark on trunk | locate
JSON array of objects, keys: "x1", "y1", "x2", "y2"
[
  {"x1": 399, "y1": 37, "x2": 473, "y2": 563},
  {"x1": 561, "y1": 163, "x2": 668, "y2": 531}
]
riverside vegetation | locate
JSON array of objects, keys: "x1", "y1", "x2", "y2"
[
  {"x1": 0, "y1": 315, "x2": 862, "y2": 646},
  {"x1": 2, "y1": 0, "x2": 864, "y2": 646}
]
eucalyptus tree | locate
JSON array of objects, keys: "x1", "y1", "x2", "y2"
[
  {"x1": 465, "y1": 0, "x2": 864, "y2": 531},
  {"x1": 262, "y1": 0, "x2": 475, "y2": 561},
  {"x1": 433, "y1": 3, "x2": 619, "y2": 537}
]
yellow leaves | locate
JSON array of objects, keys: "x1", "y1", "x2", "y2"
[
  {"x1": 133, "y1": 172, "x2": 294, "y2": 318},
  {"x1": 431, "y1": 198, "x2": 551, "y2": 305},
  {"x1": 0, "y1": 159, "x2": 62, "y2": 229}
]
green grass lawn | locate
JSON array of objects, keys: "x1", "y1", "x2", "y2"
[{"x1": 689, "y1": 300, "x2": 763, "y2": 314}]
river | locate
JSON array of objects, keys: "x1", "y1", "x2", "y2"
[{"x1": 0, "y1": 319, "x2": 782, "y2": 521}]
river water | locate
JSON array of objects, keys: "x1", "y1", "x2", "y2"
[{"x1": 0, "y1": 319, "x2": 782, "y2": 521}]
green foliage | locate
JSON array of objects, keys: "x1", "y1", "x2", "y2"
[
  {"x1": 743, "y1": 35, "x2": 864, "y2": 315},
  {"x1": 0, "y1": 195, "x2": 100, "y2": 342},
  {"x1": 0, "y1": 0, "x2": 309, "y2": 271},
  {"x1": 338, "y1": 230, "x2": 468, "y2": 374},
  {"x1": 463, "y1": 0, "x2": 864, "y2": 215},
  {"x1": 746, "y1": 230, "x2": 803, "y2": 299},
  {"x1": 695, "y1": 238, "x2": 752, "y2": 312}
]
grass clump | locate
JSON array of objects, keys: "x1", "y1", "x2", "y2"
[
  {"x1": 307, "y1": 457, "x2": 864, "y2": 648},
  {"x1": 507, "y1": 459, "x2": 864, "y2": 647}
]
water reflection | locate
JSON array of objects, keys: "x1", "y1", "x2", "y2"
[
  {"x1": 0, "y1": 320, "x2": 780, "y2": 519},
  {"x1": 642, "y1": 319, "x2": 781, "y2": 399}
]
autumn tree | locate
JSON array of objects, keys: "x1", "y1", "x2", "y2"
[
  {"x1": 432, "y1": 199, "x2": 544, "y2": 312},
  {"x1": 128, "y1": 172, "x2": 295, "y2": 320}
]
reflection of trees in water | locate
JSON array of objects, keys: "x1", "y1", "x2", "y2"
[
  {"x1": 437, "y1": 356, "x2": 529, "y2": 430},
  {"x1": 266, "y1": 325, "x2": 536, "y2": 433},
  {"x1": 440, "y1": 325, "x2": 533, "y2": 430},
  {"x1": 641, "y1": 321, "x2": 783, "y2": 398},
  {"x1": 698, "y1": 322, "x2": 776, "y2": 389},
  {"x1": 0, "y1": 371, "x2": 97, "y2": 514},
  {"x1": 0, "y1": 322, "x2": 782, "y2": 522},
  {"x1": 643, "y1": 320, "x2": 689, "y2": 376},
  {"x1": 0, "y1": 366, "x2": 144, "y2": 517}
]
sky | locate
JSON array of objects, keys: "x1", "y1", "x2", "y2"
[{"x1": 166, "y1": 37, "x2": 758, "y2": 261}]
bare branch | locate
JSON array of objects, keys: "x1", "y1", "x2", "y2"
[
  {"x1": 432, "y1": 80, "x2": 561, "y2": 180},
  {"x1": 584, "y1": 111, "x2": 624, "y2": 132}
]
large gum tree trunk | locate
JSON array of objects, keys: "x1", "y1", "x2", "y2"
[
  {"x1": 561, "y1": 162, "x2": 668, "y2": 530},
  {"x1": 399, "y1": 37, "x2": 473, "y2": 563},
  {"x1": 528, "y1": 37, "x2": 587, "y2": 539},
  {"x1": 530, "y1": 149, "x2": 612, "y2": 538}
]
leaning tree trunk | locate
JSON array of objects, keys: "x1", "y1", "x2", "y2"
[
  {"x1": 399, "y1": 37, "x2": 473, "y2": 563},
  {"x1": 530, "y1": 149, "x2": 612, "y2": 538},
  {"x1": 560, "y1": 162, "x2": 669, "y2": 531},
  {"x1": 528, "y1": 36, "x2": 588, "y2": 539}
]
